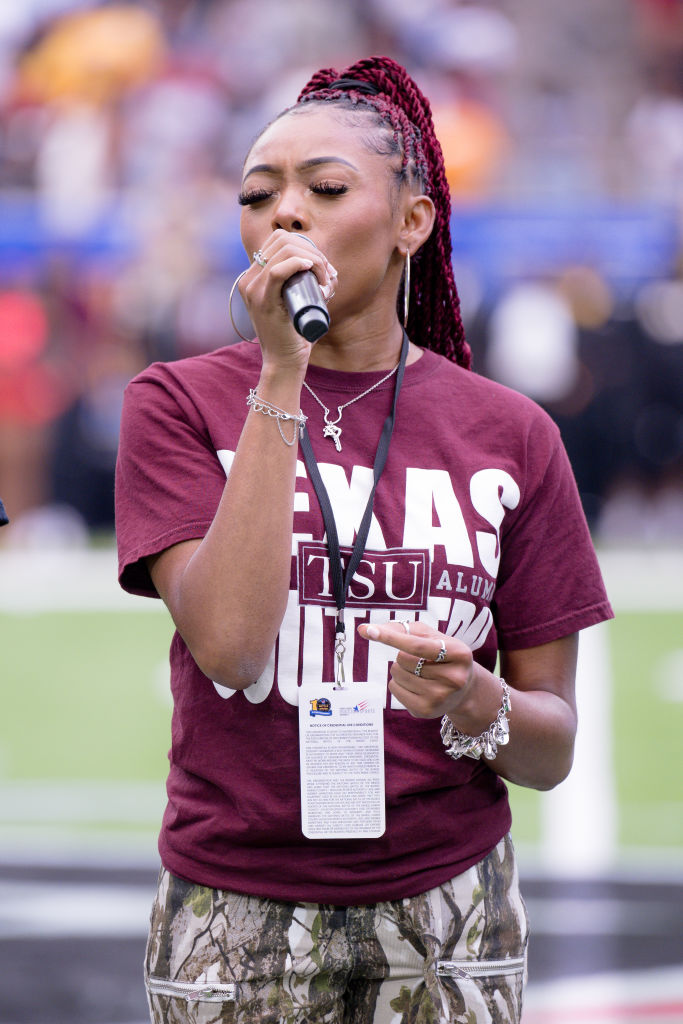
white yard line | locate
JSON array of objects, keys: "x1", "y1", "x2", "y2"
[
  {"x1": 0, "y1": 548, "x2": 162, "y2": 613},
  {"x1": 0, "y1": 825, "x2": 160, "y2": 867},
  {"x1": 540, "y1": 620, "x2": 617, "y2": 873},
  {"x1": 0, "y1": 780, "x2": 165, "y2": 823},
  {"x1": 0, "y1": 877, "x2": 678, "y2": 941},
  {"x1": 0, "y1": 879, "x2": 154, "y2": 938},
  {"x1": 597, "y1": 548, "x2": 683, "y2": 612},
  {"x1": 522, "y1": 965, "x2": 683, "y2": 1023}
]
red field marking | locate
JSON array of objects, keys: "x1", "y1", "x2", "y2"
[{"x1": 523, "y1": 1001, "x2": 683, "y2": 1023}]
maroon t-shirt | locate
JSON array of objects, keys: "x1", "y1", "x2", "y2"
[{"x1": 115, "y1": 342, "x2": 613, "y2": 903}]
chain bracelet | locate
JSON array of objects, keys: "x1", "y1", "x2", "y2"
[
  {"x1": 440, "y1": 678, "x2": 511, "y2": 761},
  {"x1": 246, "y1": 389, "x2": 307, "y2": 447}
]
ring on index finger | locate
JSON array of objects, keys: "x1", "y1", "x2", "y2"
[
  {"x1": 252, "y1": 250, "x2": 268, "y2": 268},
  {"x1": 434, "y1": 638, "x2": 447, "y2": 663}
]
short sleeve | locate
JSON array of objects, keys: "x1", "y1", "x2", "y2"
[
  {"x1": 115, "y1": 368, "x2": 227, "y2": 596},
  {"x1": 492, "y1": 423, "x2": 613, "y2": 649}
]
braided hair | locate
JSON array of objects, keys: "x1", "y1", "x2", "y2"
[{"x1": 296, "y1": 56, "x2": 470, "y2": 369}]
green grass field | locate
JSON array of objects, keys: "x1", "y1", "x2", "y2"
[{"x1": 1, "y1": 595, "x2": 682, "y2": 857}]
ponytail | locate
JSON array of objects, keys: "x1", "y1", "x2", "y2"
[{"x1": 297, "y1": 56, "x2": 470, "y2": 369}]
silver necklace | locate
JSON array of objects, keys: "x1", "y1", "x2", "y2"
[{"x1": 303, "y1": 363, "x2": 399, "y2": 452}]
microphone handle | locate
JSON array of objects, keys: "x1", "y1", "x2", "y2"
[{"x1": 282, "y1": 271, "x2": 330, "y2": 344}]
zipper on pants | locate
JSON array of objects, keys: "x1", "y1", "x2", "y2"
[
  {"x1": 436, "y1": 955, "x2": 526, "y2": 980},
  {"x1": 147, "y1": 976, "x2": 237, "y2": 1002}
]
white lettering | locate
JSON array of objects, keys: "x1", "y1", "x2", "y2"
[
  {"x1": 385, "y1": 560, "x2": 421, "y2": 601},
  {"x1": 425, "y1": 595, "x2": 454, "y2": 635},
  {"x1": 292, "y1": 459, "x2": 313, "y2": 554},
  {"x1": 470, "y1": 469, "x2": 520, "y2": 578},
  {"x1": 318, "y1": 464, "x2": 386, "y2": 548},
  {"x1": 212, "y1": 680, "x2": 234, "y2": 700},
  {"x1": 435, "y1": 570, "x2": 452, "y2": 592},
  {"x1": 276, "y1": 591, "x2": 304, "y2": 705},
  {"x1": 403, "y1": 468, "x2": 473, "y2": 565},
  {"x1": 216, "y1": 449, "x2": 235, "y2": 476},
  {"x1": 445, "y1": 599, "x2": 494, "y2": 652},
  {"x1": 307, "y1": 553, "x2": 333, "y2": 598},
  {"x1": 347, "y1": 559, "x2": 376, "y2": 601},
  {"x1": 244, "y1": 644, "x2": 277, "y2": 704}
]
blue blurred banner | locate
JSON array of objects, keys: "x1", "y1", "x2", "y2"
[
  {"x1": 0, "y1": 195, "x2": 678, "y2": 296},
  {"x1": 450, "y1": 203, "x2": 680, "y2": 295}
]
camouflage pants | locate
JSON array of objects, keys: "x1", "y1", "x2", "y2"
[{"x1": 145, "y1": 835, "x2": 528, "y2": 1024}]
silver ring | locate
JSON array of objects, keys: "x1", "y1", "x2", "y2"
[
  {"x1": 414, "y1": 658, "x2": 426, "y2": 677},
  {"x1": 400, "y1": 620, "x2": 411, "y2": 634},
  {"x1": 252, "y1": 250, "x2": 268, "y2": 268},
  {"x1": 434, "y1": 639, "x2": 447, "y2": 663}
]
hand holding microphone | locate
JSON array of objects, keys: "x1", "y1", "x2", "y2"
[
  {"x1": 281, "y1": 234, "x2": 334, "y2": 343},
  {"x1": 232, "y1": 232, "x2": 336, "y2": 346}
]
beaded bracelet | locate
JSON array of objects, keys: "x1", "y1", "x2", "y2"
[
  {"x1": 440, "y1": 678, "x2": 511, "y2": 761},
  {"x1": 247, "y1": 389, "x2": 307, "y2": 447}
]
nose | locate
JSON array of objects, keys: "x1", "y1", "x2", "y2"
[{"x1": 271, "y1": 187, "x2": 306, "y2": 233}]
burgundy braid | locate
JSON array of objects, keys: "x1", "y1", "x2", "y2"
[{"x1": 297, "y1": 57, "x2": 470, "y2": 368}]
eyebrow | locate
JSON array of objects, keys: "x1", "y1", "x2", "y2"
[{"x1": 242, "y1": 156, "x2": 360, "y2": 182}]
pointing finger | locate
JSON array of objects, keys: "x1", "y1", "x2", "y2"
[{"x1": 357, "y1": 621, "x2": 448, "y2": 662}]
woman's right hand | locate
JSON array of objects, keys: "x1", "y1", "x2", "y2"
[{"x1": 238, "y1": 230, "x2": 337, "y2": 376}]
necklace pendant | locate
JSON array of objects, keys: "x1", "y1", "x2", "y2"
[{"x1": 323, "y1": 422, "x2": 342, "y2": 452}]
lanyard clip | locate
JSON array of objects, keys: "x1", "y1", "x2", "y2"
[{"x1": 334, "y1": 610, "x2": 346, "y2": 690}]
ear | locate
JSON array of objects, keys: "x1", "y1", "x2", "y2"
[{"x1": 398, "y1": 194, "x2": 435, "y2": 257}]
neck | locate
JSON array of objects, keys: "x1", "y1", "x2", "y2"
[{"x1": 307, "y1": 316, "x2": 420, "y2": 372}]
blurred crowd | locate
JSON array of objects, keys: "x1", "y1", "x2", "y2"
[{"x1": 0, "y1": 0, "x2": 682, "y2": 546}]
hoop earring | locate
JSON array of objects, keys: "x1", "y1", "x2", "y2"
[
  {"x1": 228, "y1": 269, "x2": 257, "y2": 343},
  {"x1": 403, "y1": 250, "x2": 411, "y2": 329}
]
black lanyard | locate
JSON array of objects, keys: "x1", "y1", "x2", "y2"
[{"x1": 299, "y1": 330, "x2": 409, "y2": 686}]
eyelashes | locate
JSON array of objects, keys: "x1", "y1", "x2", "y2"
[
  {"x1": 311, "y1": 182, "x2": 348, "y2": 197},
  {"x1": 238, "y1": 182, "x2": 349, "y2": 206},
  {"x1": 238, "y1": 187, "x2": 271, "y2": 207}
]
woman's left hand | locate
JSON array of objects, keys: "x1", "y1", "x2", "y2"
[
  {"x1": 359, "y1": 619, "x2": 581, "y2": 791},
  {"x1": 357, "y1": 619, "x2": 476, "y2": 719}
]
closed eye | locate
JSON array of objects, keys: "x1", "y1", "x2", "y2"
[
  {"x1": 310, "y1": 181, "x2": 348, "y2": 197},
  {"x1": 237, "y1": 187, "x2": 273, "y2": 206},
  {"x1": 238, "y1": 181, "x2": 349, "y2": 206}
]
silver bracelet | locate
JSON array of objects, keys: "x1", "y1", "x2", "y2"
[
  {"x1": 440, "y1": 678, "x2": 511, "y2": 761},
  {"x1": 247, "y1": 389, "x2": 307, "y2": 447}
]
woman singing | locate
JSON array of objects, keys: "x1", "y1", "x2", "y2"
[{"x1": 116, "y1": 55, "x2": 613, "y2": 1024}]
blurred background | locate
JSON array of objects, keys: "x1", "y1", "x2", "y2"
[
  {"x1": 0, "y1": 1, "x2": 682, "y2": 1023},
  {"x1": 0, "y1": 0, "x2": 682, "y2": 539}
]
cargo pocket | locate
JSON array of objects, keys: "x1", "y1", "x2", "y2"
[
  {"x1": 147, "y1": 977, "x2": 237, "y2": 1002},
  {"x1": 435, "y1": 955, "x2": 527, "y2": 1022},
  {"x1": 435, "y1": 955, "x2": 526, "y2": 981},
  {"x1": 146, "y1": 976, "x2": 237, "y2": 1023}
]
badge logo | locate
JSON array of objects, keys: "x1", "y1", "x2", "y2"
[{"x1": 309, "y1": 696, "x2": 332, "y2": 717}]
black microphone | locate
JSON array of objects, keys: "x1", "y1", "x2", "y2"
[{"x1": 282, "y1": 270, "x2": 330, "y2": 343}]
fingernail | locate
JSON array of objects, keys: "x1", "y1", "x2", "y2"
[
  {"x1": 366, "y1": 625, "x2": 380, "y2": 640},
  {"x1": 302, "y1": 259, "x2": 314, "y2": 268}
]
